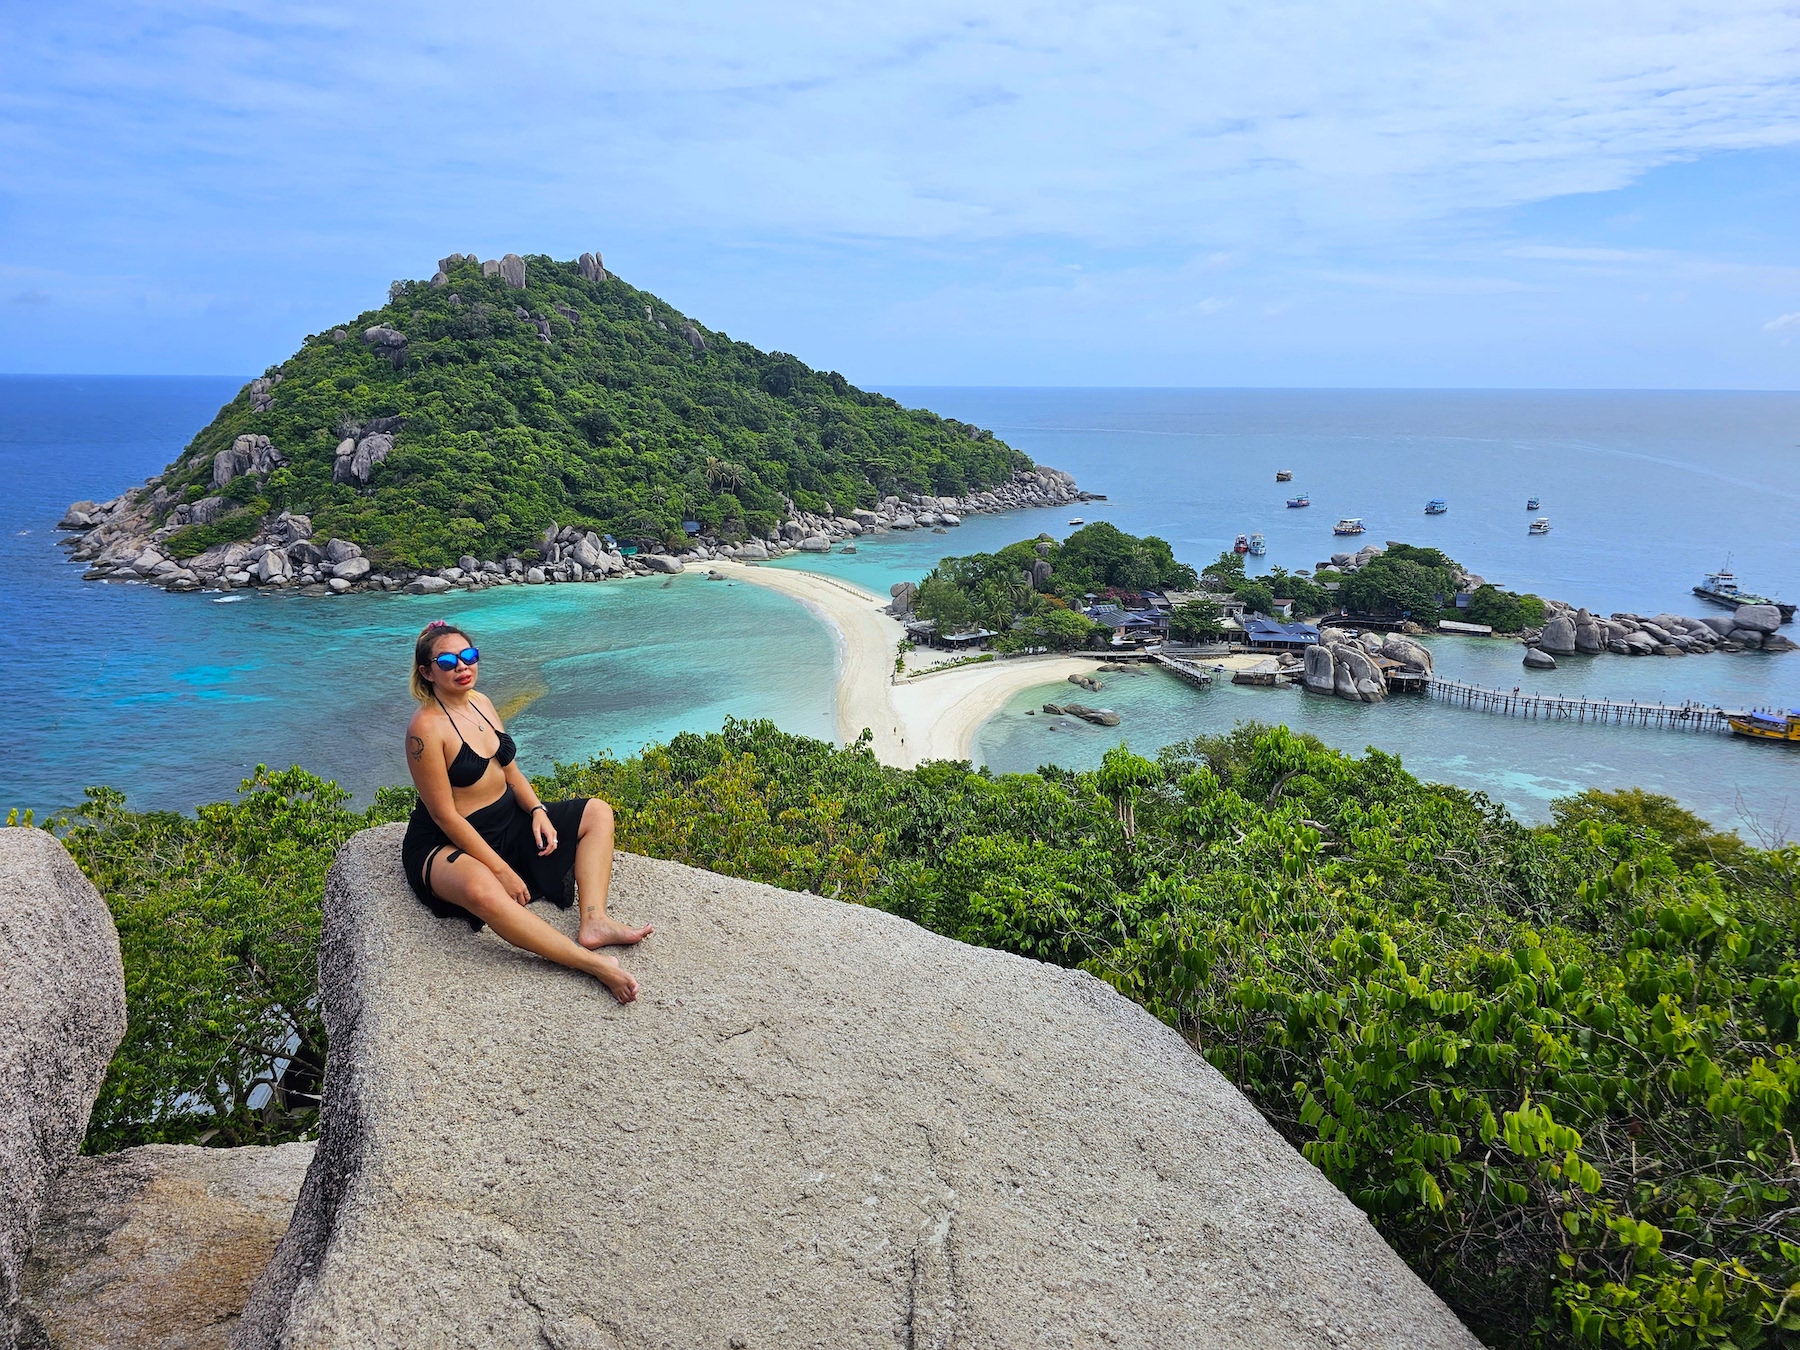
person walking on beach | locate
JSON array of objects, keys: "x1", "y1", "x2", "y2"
[{"x1": 400, "y1": 619, "x2": 649, "y2": 1003}]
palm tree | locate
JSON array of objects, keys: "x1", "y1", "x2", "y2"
[{"x1": 704, "y1": 456, "x2": 744, "y2": 492}]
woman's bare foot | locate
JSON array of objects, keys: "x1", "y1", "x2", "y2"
[
  {"x1": 589, "y1": 953, "x2": 639, "y2": 1004},
  {"x1": 578, "y1": 914, "x2": 654, "y2": 950}
]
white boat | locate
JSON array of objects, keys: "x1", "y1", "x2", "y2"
[
  {"x1": 1529, "y1": 517, "x2": 1551, "y2": 535},
  {"x1": 1333, "y1": 517, "x2": 1365, "y2": 536},
  {"x1": 1068, "y1": 517, "x2": 1084, "y2": 526},
  {"x1": 1526, "y1": 496, "x2": 1540, "y2": 511},
  {"x1": 1247, "y1": 532, "x2": 1266, "y2": 556}
]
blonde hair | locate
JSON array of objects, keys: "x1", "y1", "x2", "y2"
[{"x1": 410, "y1": 620, "x2": 472, "y2": 703}]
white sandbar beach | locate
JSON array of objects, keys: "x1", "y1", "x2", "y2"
[{"x1": 710, "y1": 560, "x2": 1093, "y2": 768}]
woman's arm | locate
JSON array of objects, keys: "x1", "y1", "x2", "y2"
[{"x1": 406, "y1": 715, "x2": 530, "y2": 902}]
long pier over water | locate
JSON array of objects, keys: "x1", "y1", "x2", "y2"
[{"x1": 1426, "y1": 678, "x2": 1745, "y2": 733}]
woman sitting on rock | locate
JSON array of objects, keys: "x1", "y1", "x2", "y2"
[{"x1": 401, "y1": 619, "x2": 648, "y2": 1003}]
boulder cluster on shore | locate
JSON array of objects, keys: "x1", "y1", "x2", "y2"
[
  {"x1": 1524, "y1": 600, "x2": 1796, "y2": 667},
  {"x1": 56, "y1": 468, "x2": 1089, "y2": 598},
  {"x1": 1302, "y1": 628, "x2": 1435, "y2": 703}
]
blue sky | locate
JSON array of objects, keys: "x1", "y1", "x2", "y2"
[{"x1": 1, "y1": 2, "x2": 1797, "y2": 386}]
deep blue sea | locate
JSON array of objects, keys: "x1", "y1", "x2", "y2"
[{"x1": 4, "y1": 377, "x2": 1796, "y2": 837}]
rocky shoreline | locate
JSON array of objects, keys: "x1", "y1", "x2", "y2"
[
  {"x1": 1522, "y1": 599, "x2": 1796, "y2": 665},
  {"x1": 56, "y1": 467, "x2": 1091, "y2": 599}
]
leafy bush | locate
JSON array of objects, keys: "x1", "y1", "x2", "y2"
[
  {"x1": 36, "y1": 720, "x2": 1800, "y2": 1346},
  {"x1": 45, "y1": 768, "x2": 410, "y2": 1151},
  {"x1": 1339, "y1": 543, "x2": 1460, "y2": 621},
  {"x1": 139, "y1": 256, "x2": 1034, "y2": 568}
]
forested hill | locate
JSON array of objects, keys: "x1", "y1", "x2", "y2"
[{"x1": 150, "y1": 253, "x2": 1032, "y2": 569}]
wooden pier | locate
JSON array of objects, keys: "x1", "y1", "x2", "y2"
[
  {"x1": 1151, "y1": 651, "x2": 1214, "y2": 688},
  {"x1": 1426, "y1": 678, "x2": 1744, "y2": 733}
]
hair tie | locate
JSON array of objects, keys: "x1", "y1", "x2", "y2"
[{"x1": 425, "y1": 619, "x2": 449, "y2": 630}]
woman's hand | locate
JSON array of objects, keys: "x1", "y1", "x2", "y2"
[
  {"x1": 530, "y1": 806, "x2": 558, "y2": 857},
  {"x1": 494, "y1": 863, "x2": 531, "y2": 906}
]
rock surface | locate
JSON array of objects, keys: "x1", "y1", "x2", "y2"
[
  {"x1": 16, "y1": 1143, "x2": 313, "y2": 1350},
  {"x1": 1, "y1": 831, "x2": 128, "y2": 1348},
  {"x1": 1733, "y1": 603, "x2": 1782, "y2": 635},
  {"x1": 1538, "y1": 614, "x2": 1577, "y2": 655},
  {"x1": 236, "y1": 830, "x2": 1477, "y2": 1350}
]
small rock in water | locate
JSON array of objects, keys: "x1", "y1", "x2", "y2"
[{"x1": 1522, "y1": 648, "x2": 1557, "y2": 670}]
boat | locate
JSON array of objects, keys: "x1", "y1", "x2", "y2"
[
  {"x1": 1425, "y1": 498, "x2": 1447, "y2": 515},
  {"x1": 1728, "y1": 709, "x2": 1800, "y2": 743},
  {"x1": 1233, "y1": 533, "x2": 1250, "y2": 554},
  {"x1": 1526, "y1": 496, "x2": 1540, "y2": 511},
  {"x1": 1247, "y1": 532, "x2": 1266, "y2": 556},
  {"x1": 1286, "y1": 494, "x2": 1310, "y2": 508},
  {"x1": 1275, "y1": 470, "x2": 1293, "y2": 482},
  {"x1": 1333, "y1": 518, "x2": 1365, "y2": 536},
  {"x1": 1529, "y1": 517, "x2": 1551, "y2": 535},
  {"x1": 1693, "y1": 563, "x2": 1795, "y2": 622},
  {"x1": 1067, "y1": 517, "x2": 1084, "y2": 526}
]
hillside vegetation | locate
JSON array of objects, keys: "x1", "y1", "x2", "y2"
[
  {"x1": 30, "y1": 722, "x2": 1799, "y2": 1349},
  {"x1": 155, "y1": 254, "x2": 1031, "y2": 568}
]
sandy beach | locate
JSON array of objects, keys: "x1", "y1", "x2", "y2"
[{"x1": 710, "y1": 560, "x2": 1095, "y2": 768}]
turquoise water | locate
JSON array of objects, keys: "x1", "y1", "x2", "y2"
[{"x1": 5, "y1": 378, "x2": 1796, "y2": 833}]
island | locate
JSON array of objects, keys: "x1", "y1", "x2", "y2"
[{"x1": 56, "y1": 250, "x2": 1090, "y2": 596}]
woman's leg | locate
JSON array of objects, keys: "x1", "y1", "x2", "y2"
[
  {"x1": 429, "y1": 851, "x2": 638, "y2": 1004},
  {"x1": 572, "y1": 798, "x2": 653, "y2": 950}
]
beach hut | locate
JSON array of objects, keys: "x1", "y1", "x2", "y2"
[{"x1": 1243, "y1": 617, "x2": 1320, "y2": 652}]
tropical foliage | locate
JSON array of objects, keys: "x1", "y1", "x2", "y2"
[
  {"x1": 912, "y1": 522, "x2": 1194, "y2": 647},
  {"x1": 26, "y1": 720, "x2": 1800, "y2": 1347},
  {"x1": 152, "y1": 255, "x2": 1032, "y2": 568}
]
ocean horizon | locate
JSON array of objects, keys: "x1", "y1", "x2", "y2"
[{"x1": 5, "y1": 376, "x2": 1796, "y2": 837}]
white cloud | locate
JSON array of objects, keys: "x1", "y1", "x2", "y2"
[{"x1": 1766, "y1": 312, "x2": 1800, "y2": 331}]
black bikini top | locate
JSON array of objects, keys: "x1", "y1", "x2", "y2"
[{"x1": 434, "y1": 693, "x2": 516, "y2": 787}]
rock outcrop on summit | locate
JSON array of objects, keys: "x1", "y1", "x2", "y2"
[{"x1": 237, "y1": 828, "x2": 1478, "y2": 1349}]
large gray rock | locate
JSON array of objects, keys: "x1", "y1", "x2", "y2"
[
  {"x1": 1733, "y1": 603, "x2": 1782, "y2": 635},
  {"x1": 235, "y1": 833, "x2": 1478, "y2": 1350},
  {"x1": 1538, "y1": 614, "x2": 1577, "y2": 655},
  {"x1": 640, "y1": 554, "x2": 683, "y2": 575},
  {"x1": 1573, "y1": 609, "x2": 1606, "y2": 654},
  {"x1": 1302, "y1": 642, "x2": 1336, "y2": 694},
  {"x1": 497, "y1": 254, "x2": 526, "y2": 289},
  {"x1": 735, "y1": 540, "x2": 770, "y2": 562},
  {"x1": 1380, "y1": 634, "x2": 1433, "y2": 674},
  {"x1": 1523, "y1": 648, "x2": 1557, "y2": 670},
  {"x1": 1699, "y1": 615, "x2": 1737, "y2": 637},
  {"x1": 329, "y1": 557, "x2": 370, "y2": 583},
  {"x1": 889, "y1": 580, "x2": 916, "y2": 615},
  {"x1": 1335, "y1": 644, "x2": 1385, "y2": 702},
  {"x1": 332, "y1": 434, "x2": 392, "y2": 487},
  {"x1": 322, "y1": 538, "x2": 361, "y2": 565},
  {"x1": 16, "y1": 1142, "x2": 313, "y2": 1350},
  {"x1": 402, "y1": 576, "x2": 451, "y2": 595},
  {"x1": 1, "y1": 831, "x2": 127, "y2": 1347},
  {"x1": 577, "y1": 252, "x2": 606, "y2": 283}
]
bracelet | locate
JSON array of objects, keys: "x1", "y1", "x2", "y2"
[{"x1": 530, "y1": 805, "x2": 548, "y2": 817}]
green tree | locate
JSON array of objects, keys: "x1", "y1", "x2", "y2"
[
  {"x1": 1233, "y1": 579, "x2": 1276, "y2": 616},
  {"x1": 1168, "y1": 598, "x2": 1225, "y2": 642}
]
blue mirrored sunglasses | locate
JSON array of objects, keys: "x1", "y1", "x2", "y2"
[{"x1": 432, "y1": 647, "x2": 480, "y2": 671}]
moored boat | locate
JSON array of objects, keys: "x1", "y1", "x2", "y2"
[
  {"x1": 1275, "y1": 470, "x2": 1293, "y2": 482},
  {"x1": 1233, "y1": 533, "x2": 1250, "y2": 554},
  {"x1": 1693, "y1": 564, "x2": 1795, "y2": 621},
  {"x1": 1728, "y1": 709, "x2": 1800, "y2": 743},
  {"x1": 1067, "y1": 517, "x2": 1084, "y2": 526},
  {"x1": 1247, "y1": 532, "x2": 1266, "y2": 556},
  {"x1": 1286, "y1": 493, "x2": 1310, "y2": 508},
  {"x1": 1526, "y1": 496, "x2": 1540, "y2": 510},
  {"x1": 1333, "y1": 517, "x2": 1365, "y2": 536},
  {"x1": 1529, "y1": 517, "x2": 1551, "y2": 535},
  {"x1": 1425, "y1": 498, "x2": 1447, "y2": 515}
]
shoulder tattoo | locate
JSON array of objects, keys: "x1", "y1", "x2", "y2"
[{"x1": 407, "y1": 734, "x2": 426, "y2": 762}]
